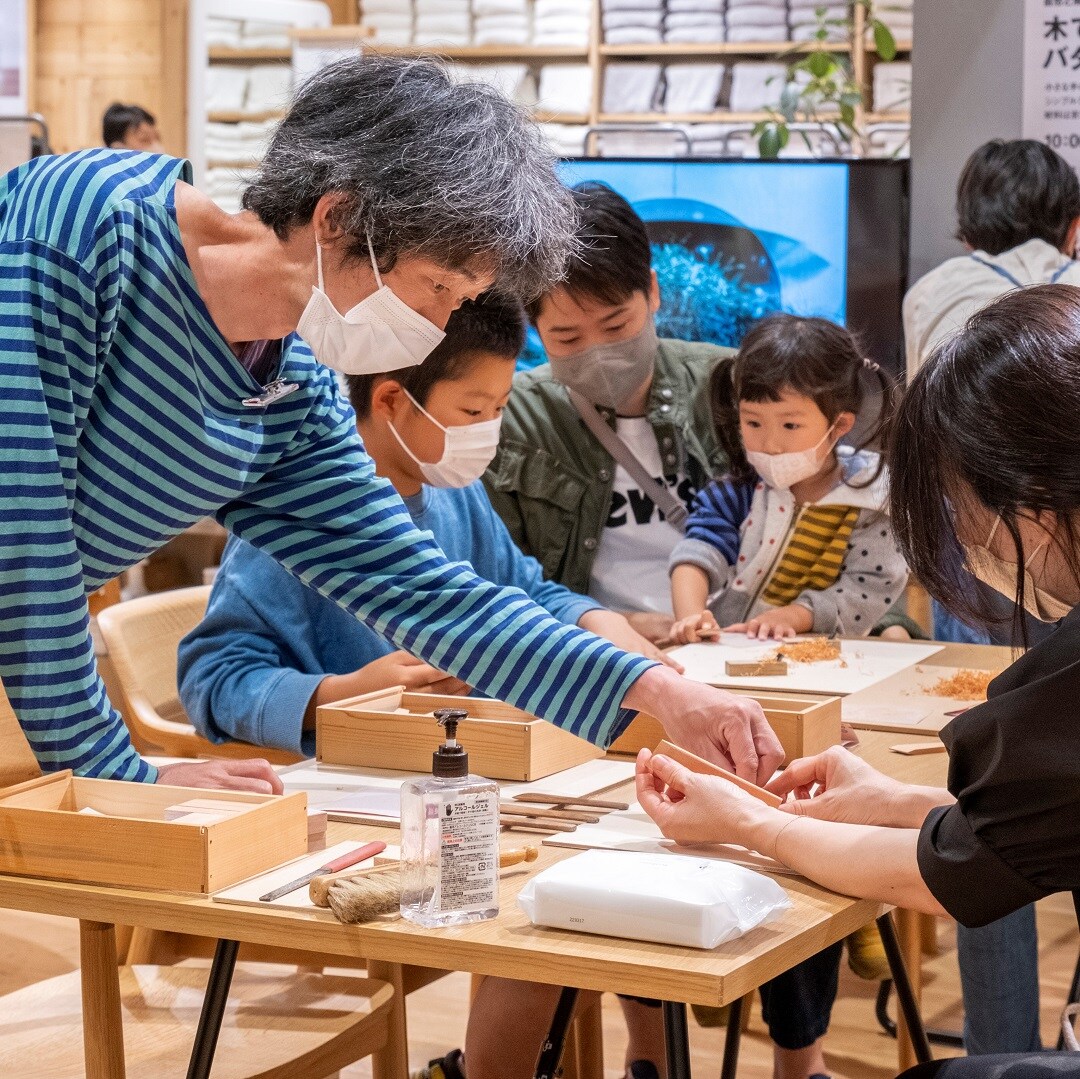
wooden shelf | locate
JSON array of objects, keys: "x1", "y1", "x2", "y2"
[
  {"x1": 599, "y1": 111, "x2": 768, "y2": 123},
  {"x1": 533, "y1": 110, "x2": 591, "y2": 123},
  {"x1": 866, "y1": 39, "x2": 912, "y2": 53},
  {"x1": 363, "y1": 43, "x2": 589, "y2": 60},
  {"x1": 206, "y1": 158, "x2": 264, "y2": 169},
  {"x1": 208, "y1": 47, "x2": 291, "y2": 61},
  {"x1": 865, "y1": 110, "x2": 910, "y2": 123},
  {"x1": 600, "y1": 41, "x2": 852, "y2": 57},
  {"x1": 207, "y1": 110, "x2": 286, "y2": 123}
]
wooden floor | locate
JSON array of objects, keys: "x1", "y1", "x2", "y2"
[{"x1": 2, "y1": 895, "x2": 1075, "y2": 1078}]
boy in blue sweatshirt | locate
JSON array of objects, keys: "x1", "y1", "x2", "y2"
[{"x1": 177, "y1": 292, "x2": 672, "y2": 760}]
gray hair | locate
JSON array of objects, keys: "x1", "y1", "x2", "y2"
[{"x1": 242, "y1": 54, "x2": 577, "y2": 300}]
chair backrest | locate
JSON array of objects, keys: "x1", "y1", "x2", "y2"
[
  {"x1": 0, "y1": 679, "x2": 42, "y2": 789},
  {"x1": 96, "y1": 587, "x2": 213, "y2": 755}
]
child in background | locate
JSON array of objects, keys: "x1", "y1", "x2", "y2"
[
  {"x1": 670, "y1": 313, "x2": 908, "y2": 645},
  {"x1": 102, "y1": 102, "x2": 165, "y2": 152},
  {"x1": 667, "y1": 314, "x2": 908, "y2": 1079}
]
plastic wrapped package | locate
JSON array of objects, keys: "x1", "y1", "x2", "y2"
[{"x1": 517, "y1": 849, "x2": 791, "y2": 949}]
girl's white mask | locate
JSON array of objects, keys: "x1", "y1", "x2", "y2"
[
  {"x1": 388, "y1": 389, "x2": 502, "y2": 489},
  {"x1": 965, "y1": 515, "x2": 1074, "y2": 623},
  {"x1": 297, "y1": 237, "x2": 445, "y2": 375},
  {"x1": 745, "y1": 426, "x2": 836, "y2": 491}
]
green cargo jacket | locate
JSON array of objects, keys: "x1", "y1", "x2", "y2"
[{"x1": 483, "y1": 338, "x2": 732, "y2": 595}]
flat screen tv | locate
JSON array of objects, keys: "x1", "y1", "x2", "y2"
[{"x1": 547, "y1": 158, "x2": 909, "y2": 379}]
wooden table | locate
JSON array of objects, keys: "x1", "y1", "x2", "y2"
[{"x1": 0, "y1": 640, "x2": 1008, "y2": 1079}]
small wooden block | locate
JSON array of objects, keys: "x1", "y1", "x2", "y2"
[
  {"x1": 724, "y1": 660, "x2": 789, "y2": 677},
  {"x1": 653, "y1": 740, "x2": 783, "y2": 808},
  {"x1": 889, "y1": 742, "x2": 947, "y2": 756}
]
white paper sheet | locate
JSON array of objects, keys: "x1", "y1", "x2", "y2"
[
  {"x1": 542, "y1": 805, "x2": 798, "y2": 877},
  {"x1": 212, "y1": 841, "x2": 400, "y2": 913},
  {"x1": 280, "y1": 758, "x2": 636, "y2": 824},
  {"x1": 669, "y1": 635, "x2": 943, "y2": 695}
]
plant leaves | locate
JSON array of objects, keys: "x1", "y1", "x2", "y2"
[
  {"x1": 808, "y1": 50, "x2": 832, "y2": 78},
  {"x1": 873, "y1": 20, "x2": 898, "y2": 60},
  {"x1": 758, "y1": 123, "x2": 785, "y2": 158},
  {"x1": 839, "y1": 101, "x2": 856, "y2": 126}
]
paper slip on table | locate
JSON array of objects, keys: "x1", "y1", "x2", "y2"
[{"x1": 0, "y1": 787, "x2": 932, "y2": 1079}]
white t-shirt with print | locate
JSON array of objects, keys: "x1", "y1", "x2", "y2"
[{"x1": 588, "y1": 416, "x2": 691, "y2": 614}]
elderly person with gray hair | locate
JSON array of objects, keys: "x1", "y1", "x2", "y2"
[{"x1": 0, "y1": 54, "x2": 781, "y2": 794}]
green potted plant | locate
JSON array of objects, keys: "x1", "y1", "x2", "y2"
[{"x1": 753, "y1": 1, "x2": 898, "y2": 158}]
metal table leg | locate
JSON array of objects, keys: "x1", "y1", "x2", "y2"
[
  {"x1": 186, "y1": 938, "x2": 240, "y2": 1079},
  {"x1": 878, "y1": 913, "x2": 933, "y2": 1066},
  {"x1": 663, "y1": 1001, "x2": 693, "y2": 1079},
  {"x1": 719, "y1": 995, "x2": 745, "y2": 1079},
  {"x1": 535, "y1": 986, "x2": 579, "y2": 1079}
]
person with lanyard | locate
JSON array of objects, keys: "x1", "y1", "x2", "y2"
[
  {"x1": 637, "y1": 282, "x2": 1080, "y2": 1079},
  {"x1": 902, "y1": 137, "x2": 1080, "y2": 1056},
  {"x1": 0, "y1": 54, "x2": 781, "y2": 798},
  {"x1": 484, "y1": 181, "x2": 730, "y2": 646}
]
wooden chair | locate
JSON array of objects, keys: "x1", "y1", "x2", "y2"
[
  {"x1": 0, "y1": 685, "x2": 397, "y2": 1079},
  {"x1": 96, "y1": 586, "x2": 300, "y2": 765}
]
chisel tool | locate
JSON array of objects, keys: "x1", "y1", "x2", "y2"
[{"x1": 258, "y1": 840, "x2": 387, "y2": 902}]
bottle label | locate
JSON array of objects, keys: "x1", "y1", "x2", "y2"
[{"x1": 436, "y1": 789, "x2": 499, "y2": 915}]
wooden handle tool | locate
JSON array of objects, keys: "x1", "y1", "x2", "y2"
[
  {"x1": 511, "y1": 794, "x2": 630, "y2": 811},
  {"x1": 258, "y1": 840, "x2": 386, "y2": 902},
  {"x1": 653, "y1": 740, "x2": 783, "y2": 808}
]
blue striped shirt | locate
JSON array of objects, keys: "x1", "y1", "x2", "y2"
[{"x1": 0, "y1": 149, "x2": 652, "y2": 781}]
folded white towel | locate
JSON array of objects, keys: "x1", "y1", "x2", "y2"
[
  {"x1": 537, "y1": 63, "x2": 593, "y2": 112},
  {"x1": 205, "y1": 65, "x2": 249, "y2": 113},
  {"x1": 604, "y1": 10, "x2": 663, "y2": 28},
  {"x1": 366, "y1": 12, "x2": 414, "y2": 28},
  {"x1": 537, "y1": 0, "x2": 590, "y2": 14},
  {"x1": 245, "y1": 64, "x2": 292, "y2": 111},
  {"x1": 664, "y1": 25, "x2": 725, "y2": 42},
  {"x1": 726, "y1": 24, "x2": 788, "y2": 41},
  {"x1": 728, "y1": 60, "x2": 786, "y2": 111},
  {"x1": 665, "y1": 11, "x2": 726, "y2": 28},
  {"x1": 603, "y1": 62, "x2": 662, "y2": 112},
  {"x1": 873, "y1": 60, "x2": 911, "y2": 112},
  {"x1": 415, "y1": 0, "x2": 470, "y2": 10},
  {"x1": 369, "y1": 26, "x2": 415, "y2": 42},
  {"x1": 413, "y1": 30, "x2": 472, "y2": 42},
  {"x1": 541, "y1": 123, "x2": 589, "y2": 156},
  {"x1": 474, "y1": 21, "x2": 530, "y2": 43},
  {"x1": 728, "y1": 0, "x2": 785, "y2": 7},
  {"x1": 665, "y1": 0, "x2": 724, "y2": 10},
  {"x1": 362, "y1": 0, "x2": 413, "y2": 12},
  {"x1": 454, "y1": 63, "x2": 535, "y2": 102},
  {"x1": 663, "y1": 62, "x2": 725, "y2": 113},
  {"x1": 727, "y1": 4, "x2": 790, "y2": 25},
  {"x1": 242, "y1": 19, "x2": 292, "y2": 48},
  {"x1": 415, "y1": 12, "x2": 472, "y2": 31},
  {"x1": 607, "y1": 24, "x2": 664, "y2": 41},
  {"x1": 207, "y1": 17, "x2": 243, "y2": 47},
  {"x1": 600, "y1": 0, "x2": 660, "y2": 12},
  {"x1": 790, "y1": 23, "x2": 846, "y2": 40},
  {"x1": 596, "y1": 130, "x2": 685, "y2": 156},
  {"x1": 473, "y1": 0, "x2": 529, "y2": 13},
  {"x1": 534, "y1": 28, "x2": 591, "y2": 43}
]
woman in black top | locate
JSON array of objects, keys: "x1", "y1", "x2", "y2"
[{"x1": 637, "y1": 283, "x2": 1080, "y2": 1077}]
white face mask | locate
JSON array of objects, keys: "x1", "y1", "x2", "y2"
[
  {"x1": 965, "y1": 515, "x2": 1074, "y2": 623},
  {"x1": 745, "y1": 425, "x2": 836, "y2": 491},
  {"x1": 387, "y1": 388, "x2": 502, "y2": 489},
  {"x1": 296, "y1": 237, "x2": 446, "y2": 375}
]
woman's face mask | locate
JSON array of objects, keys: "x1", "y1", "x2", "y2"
[
  {"x1": 548, "y1": 318, "x2": 658, "y2": 411},
  {"x1": 965, "y1": 515, "x2": 1074, "y2": 623},
  {"x1": 387, "y1": 388, "x2": 502, "y2": 489},
  {"x1": 745, "y1": 425, "x2": 837, "y2": 491},
  {"x1": 297, "y1": 237, "x2": 446, "y2": 375}
]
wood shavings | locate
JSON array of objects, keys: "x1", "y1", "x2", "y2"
[
  {"x1": 771, "y1": 639, "x2": 844, "y2": 665},
  {"x1": 926, "y1": 669, "x2": 997, "y2": 701}
]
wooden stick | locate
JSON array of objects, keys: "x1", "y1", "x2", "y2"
[
  {"x1": 889, "y1": 742, "x2": 947, "y2": 756},
  {"x1": 498, "y1": 803, "x2": 601, "y2": 823},
  {"x1": 725, "y1": 659, "x2": 788, "y2": 677},
  {"x1": 512, "y1": 793, "x2": 630, "y2": 811},
  {"x1": 500, "y1": 822, "x2": 565, "y2": 835},
  {"x1": 654, "y1": 740, "x2": 783, "y2": 809},
  {"x1": 500, "y1": 814, "x2": 577, "y2": 833}
]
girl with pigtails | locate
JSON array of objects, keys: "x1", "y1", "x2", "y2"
[{"x1": 669, "y1": 313, "x2": 909, "y2": 643}]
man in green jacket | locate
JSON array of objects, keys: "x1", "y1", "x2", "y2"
[{"x1": 484, "y1": 181, "x2": 730, "y2": 642}]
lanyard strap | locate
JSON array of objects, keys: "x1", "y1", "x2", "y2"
[
  {"x1": 970, "y1": 254, "x2": 1076, "y2": 288},
  {"x1": 568, "y1": 389, "x2": 688, "y2": 533}
]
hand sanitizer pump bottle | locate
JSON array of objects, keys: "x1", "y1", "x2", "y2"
[{"x1": 399, "y1": 708, "x2": 500, "y2": 927}]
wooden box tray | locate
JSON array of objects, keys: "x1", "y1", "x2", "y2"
[
  {"x1": 317, "y1": 687, "x2": 604, "y2": 781},
  {"x1": 607, "y1": 689, "x2": 842, "y2": 765},
  {"x1": 0, "y1": 771, "x2": 308, "y2": 893}
]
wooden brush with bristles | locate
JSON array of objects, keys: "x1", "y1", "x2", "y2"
[{"x1": 309, "y1": 846, "x2": 540, "y2": 924}]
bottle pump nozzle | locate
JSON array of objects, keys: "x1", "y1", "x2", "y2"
[{"x1": 433, "y1": 708, "x2": 469, "y2": 778}]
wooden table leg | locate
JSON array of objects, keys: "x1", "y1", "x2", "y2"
[
  {"x1": 894, "y1": 909, "x2": 925, "y2": 1072},
  {"x1": 79, "y1": 920, "x2": 126, "y2": 1079},
  {"x1": 369, "y1": 960, "x2": 409, "y2": 1079}
]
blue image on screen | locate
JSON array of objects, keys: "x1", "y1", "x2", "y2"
[{"x1": 556, "y1": 160, "x2": 850, "y2": 350}]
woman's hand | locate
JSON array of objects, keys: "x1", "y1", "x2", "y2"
[
  {"x1": 635, "y1": 748, "x2": 768, "y2": 846},
  {"x1": 156, "y1": 759, "x2": 284, "y2": 794},
  {"x1": 578, "y1": 609, "x2": 684, "y2": 672},
  {"x1": 669, "y1": 610, "x2": 721, "y2": 645},
  {"x1": 724, "y1": 604, "x2": 813, "y2": 641},
  {"x1": 765, "y1": 746, "x2": 953, "y2": 829}
]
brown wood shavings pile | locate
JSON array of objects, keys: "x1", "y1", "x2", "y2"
[
  {"x1": 927, "y1": 670, "x2": 997, "y2": 701},
  {"x1": 771, "y1": 639, "x2": 844, "y2": 664}
]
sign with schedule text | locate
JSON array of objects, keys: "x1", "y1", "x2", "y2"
[{"x1": 1024, "y1": 0, "x2": 1080, "y2": 170}]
